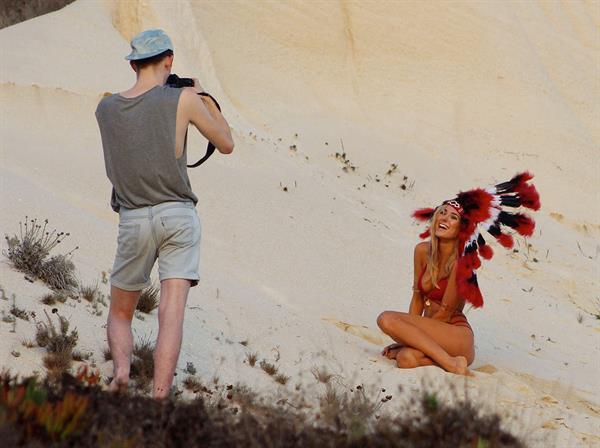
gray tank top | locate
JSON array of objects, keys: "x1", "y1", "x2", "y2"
[{"x1": 95, "y1": 85, "x2": 198, "y2": 212}]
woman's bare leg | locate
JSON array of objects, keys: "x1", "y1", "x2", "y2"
[
  {"x1": 377, "y1": 311, "x2": 473, "y2": 375},
  {"x1": 395, "y1": 347, "x2": 435, "y2": 368}
]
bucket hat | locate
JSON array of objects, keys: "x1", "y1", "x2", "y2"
[{"x1": 125, "y1": 29, "x2": 174, "y2": 61}]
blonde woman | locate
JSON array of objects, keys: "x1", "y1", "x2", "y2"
[
  {"x1": 377, "y1": 173, "x2": 540, "y2": 375},
  {"x1": 377, "y1": 203, "x2": 473, "y2": 375}
]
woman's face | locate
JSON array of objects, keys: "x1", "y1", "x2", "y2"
[{"x1": 433, "y1": 205, "x2": 461, "y2": 240}]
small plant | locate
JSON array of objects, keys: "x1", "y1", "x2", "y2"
[
  {"x1": 182, "y1": 375, "x2": 202, "y2": 393},
  {"x1": 40, "y1": 290, "x2": 69, "y2": 305},
  {"x1": 136, "y1": 285, "x2": 159, "y2": 314},
  {"x1": 4, "y1": 217, "x2": 78, "y2": 292},
  {"x1": 311, "y1": 366, "x2": 333, "y2": 384},
  {"x1": 79, "y1": 283, "x2": 99, "y2": 303},
  {"x1": 259, "y1": 360, "x2": 278, "y2": 376},
  {"x1": 246, "y1": 351, "x2": 258, "y2": 367},
  {"x1": 102, "y1": 347, "x2": 112, "y2": 362},
  {"x1": 35, "y1": 310, "x2": 79, "y2": 377},
  {"x1": 11, "y1": 350, "x2": 21, "y2": 357},
  {"x1": 10, "y1": 304, "x2": 30, "y2": 321},
  {"x1": 577, "y1": 312, "x2": 584, "y2": 324},
  {"x1": 131, "y1": 337, "x2": 155, "y2": 392},
  {"x1": 184, "y1": 361, "x2": 197, "y2": 376},
  {"x1": 21, "y1": 339, "x2": 36, "y2": 348},
  {"x1": 274, "y1": 373, "x2": 290, "y2": 385}
]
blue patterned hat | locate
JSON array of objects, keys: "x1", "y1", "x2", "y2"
[{"x1": 125, "y1": 29, "x2": 174, "y2": 61}]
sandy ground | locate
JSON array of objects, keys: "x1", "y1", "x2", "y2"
[{"x1": 1, "y1": 1, "x2": 599, "y2": 446}]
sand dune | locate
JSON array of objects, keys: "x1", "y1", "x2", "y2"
[{"x1": 1, "y1": 1, "x2": 599, "y2": 446}]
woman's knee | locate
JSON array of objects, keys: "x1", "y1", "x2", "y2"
[{"x1": 377, "y1": 311, "x2": 399, "y2": 333}]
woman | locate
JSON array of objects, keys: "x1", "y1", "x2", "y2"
[{"x1": 377, "y1": 173, "x2": 540, "y2": 375}]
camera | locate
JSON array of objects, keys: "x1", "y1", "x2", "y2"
[{"x1": 165, "y1": 74, "x2": 194, "y2": 88}]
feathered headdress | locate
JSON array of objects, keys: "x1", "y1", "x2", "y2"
[{"x1": 412, "y1": 172, "x2": 540, "y2": 308}]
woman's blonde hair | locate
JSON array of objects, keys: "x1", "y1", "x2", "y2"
[{"x1": 427, "y1": 206, "x2": 459, "y2": 287}]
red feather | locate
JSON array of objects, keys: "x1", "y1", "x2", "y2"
[
  {"x1": 513, "y1": 171, "x2": 534, "y2": 188},
  {"x1": 457, "y1": 189, "x2": 494, "y2": 224},
  {"x1": 496, "y1": 233, "x2": 514, "y2": 249},
  {"x1": 516, "y1": 184, "x2": 541, "y2": 211},
  {"x1": 478, "y1": 244, "x2": 493, "y2": 260},
  {"x1": 457, "y1": 276, "x2": 484, "y2": 308},
  {"x1": 412, "y1": 208, "x2": 435, "y2": 221},
  {"x1": 419, "y1": 229, "x2": 430, "y2": 239},
  {"x1": 513, "y1": 213, "x2": 536, "y2": 237}
]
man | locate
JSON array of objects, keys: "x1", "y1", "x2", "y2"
[{"x1": 95, "y1": 29, "x2": 234, "y2": 399}]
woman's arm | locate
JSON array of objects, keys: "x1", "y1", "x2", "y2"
[
  {"x1": 409, "y1": 243, "x2": 426, "y2": 316},
  {"x1": 431, "y1": 263, "x2": 460, "y2": 322}
]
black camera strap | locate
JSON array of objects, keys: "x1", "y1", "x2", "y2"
[{"x1": 187, "y1": 92, "x2": 221, "y2": 168}]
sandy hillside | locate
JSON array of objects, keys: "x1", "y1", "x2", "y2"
[{"x1": 1, "y1": 1, "x2": 599, "y2": 446}]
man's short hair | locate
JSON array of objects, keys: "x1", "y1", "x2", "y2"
[{"x1": 131, "y1": 50, "x2": 173, "y2": 71}]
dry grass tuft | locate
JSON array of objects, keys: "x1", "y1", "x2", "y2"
[
  {"x1": 40, "y1": 290, "x2": 69, "y2": 305},
  {"x1": 102, "y1": 347, "x2": 112, "y2": 362},
  {"x1": 311, "y1": 366, "x2": 333, "y2": 384},
  {"x1": 259, "y1": 360, "x2": 278, "y2": 376},
  {"x1": 184, "y1": 361, "x2": 196, "y2": 375},
  {"x1": 35, "y1": 311, "x2": 78, "y2": 378},
  {"x1": 130, "y1": 337, "x2": 155, "y2": 392},
  {"x1": 21, "y1": 339, "x2": 36, "y2": 348},
  {"x1": 245, "y1": 351, "x2": 258, "y2": 367},
  {"x1": 274, "y1": 373, "x2": 290, "y2": 385},
  {"x1": 4, "y1": 217, "x2": 78, "y2": 292},
  {"x1": 182, "y1": 376, "x2": 203, "y2": 393},
  {"x1": 79, "y1": 283, "x2": 99, "y2": 303},
  {"x1": 136, "y1": 285, "x2": 160, "y2": 314}
]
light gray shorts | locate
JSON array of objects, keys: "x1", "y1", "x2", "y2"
[{"x1": 110, "y1": 201, "x2": 201, "y2": 291}]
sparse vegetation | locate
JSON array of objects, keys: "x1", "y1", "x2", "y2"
[
  {"x1": 259, "y1": 359, "x2": 278, "y2": 376},
  {"x1": 10, "y1": 304, "x2": 29, "y2": 321},
  {"x1": 35, "y1": 310, "x2": 79, "y2": 378},
  {"x1": 136, "y1": 285, "x2": 160, "y2": 314},
  {"x1": 21, "y1": 338, "x2": 36, "y2": 348},
  {"x1": 182, "y1": 375, "x2": 203, "y2": 393},
  {"x1": 274, "y1": 373, "x2": 290, "y2": 385},
  {"x1": 246, "y1": 351, "x2": 258, "y2": 367},
  {"x1": 577, "y1": 312, "x2": 584, "y2": 324},
  {"x1": 184, "y1": 361, "x2": 197, "y2": 376},
  {"x1": 311, "y1": 366, "x2": 333, "y2": 384},
  {"x1": 40, "y1": 290, "x2": 69, "y2": 305},
  {"x1": 4, "y1": 217, "x2": 78, "y2": 292},
  {"x1": 79, "y1": 283, "x2": 99, "y2": 303},
  {"x1": 130, "y1": 337, "x2": 155, "y2": 392}
]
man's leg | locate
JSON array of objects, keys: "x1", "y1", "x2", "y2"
[
  {"x1": 107, "y1": 285, "x2": 141, "y2": 391},
  {"x1": 153, "y1": 278, "x2": 191, "y2": 399}
]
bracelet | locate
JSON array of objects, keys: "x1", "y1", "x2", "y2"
[{"x1": 412, "y1": 286, "x2": 420, "y2": 292}]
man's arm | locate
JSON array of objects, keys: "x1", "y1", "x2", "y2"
[{"x1": 180, "y1": 86, "x2": 234, "y2": 154}]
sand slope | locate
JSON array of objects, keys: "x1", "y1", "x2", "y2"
[{"x1": 1, "y1": 1, "x2": 599, "y2": 446}]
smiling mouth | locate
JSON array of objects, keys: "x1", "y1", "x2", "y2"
[{"x1": 439, "y1": 223, "x2": 449, "y2": 230}]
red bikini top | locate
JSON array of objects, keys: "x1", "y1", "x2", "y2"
[{"x1": 418, "y1": 266, "x2": 449, "y2": 303}]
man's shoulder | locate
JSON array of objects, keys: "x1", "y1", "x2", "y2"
[{"x1": 95, "y1": 92, "x2": 117, "y2": 115}]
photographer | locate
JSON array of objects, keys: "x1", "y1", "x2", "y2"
[{"x1": 95, "y1": 29, "x2": 233, "y2": 399}]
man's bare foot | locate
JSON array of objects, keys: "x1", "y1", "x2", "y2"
[
  {"x1": 108, "y1": 376, "x2": 128, "y2": 393},
  {"x1": 448, "y1": 356, "x2": 471, "y2": 376}
]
